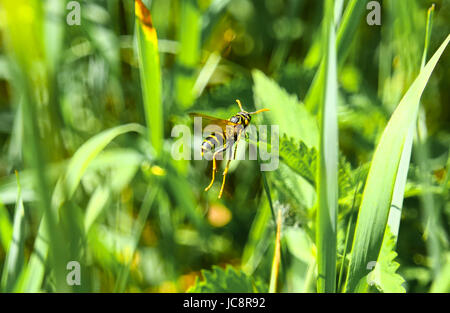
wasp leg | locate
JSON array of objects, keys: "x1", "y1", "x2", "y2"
[
  {"x1": 219, "y1": 129, "x2": 243, "y2": 198},
  {"x1": 205, "y1": 146, "x2": 227, "y2": 192}
]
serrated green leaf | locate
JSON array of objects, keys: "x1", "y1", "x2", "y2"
[
  {"x1": 279, "y1": 134, "x2": 317, "y2": 186},
  {"x1": 252, "y1": 69, "x2": 318, "y2": 149},
  {"x1": 188, "y1": 266, "x2": 266, "y2": 293},
  {"x1": 367, "y1": 228, "x2": 406, "y2": 293}
]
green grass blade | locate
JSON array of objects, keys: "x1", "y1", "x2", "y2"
[
  {"x1": 53, "y1": 123, "x2": 144, "y2": 204},
  {"x1": 316, "y1": 0, "x2": 338, "y2": 293},
  {"x1": 135, "y1": 0, "x2": 163, "y2": 155},
  {"x1": 114, "y1": 185, "x2": 158, "y2": 292},
  {"x1": 0, "y1": 201, "x2": 13, "y2": 252},
  {"x1": 337, "y1": 174, "x2": 362, "y2": 292},
  {"x1": 0, "y1": 0, "x2": 68, "y2": 291},
  {"x1": 305, "y1": 0, "x2": 368, "y2": 113},
  {"x1": 344, "y1": 34, "x2": 450, "y2": 293},
  {"x1": 430, "y1": 253, "x2": 450, "y2": 293},
  {"x1": 176, "y1": 0, "x2": 202, "y2": 108},
  {"x1": 19, "y1": 123, "x2": 143, "y2": 292},
  {"x1": 241, "y1": 199, "x2": 272, "y2": 274},
  {"x1": 386, "y1": 4, "x2": 435, "y2": 242},
  {"x1": 84, "y1": 186, "x2": 110, "y2": 234},
  {"x1": 1, "y1": 172, "x2": 25, "y2": 292},
  {"x1": 269, "y1": 208, "x2": 282, "y2": 293},
  {"x1": 415, "y1": 5, "x2": 444, "y2": 281},
  {"x1": 420, "y1": 5, "x2": 434, "y2": 69}
]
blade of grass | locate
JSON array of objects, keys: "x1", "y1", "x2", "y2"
[
  {"x1": 175, "y1": 0, "x2": 202, "y2": 109},
  {"x1": 303, "y1": 258, "x2": 317, "y2": 292},
  {"x1": 415, "y1": 5, "x2": 445, "y2": 280},
  {"x1": 1, "y1": 171, "x2": 25, "y2": 292},
  {"x1": 0, "y1": 202, "x2": 13, "y2": 252},
  {"x1": 344, "y1": 34, "x2": 450, "y2": 293},
  {"x1": 241, "y1": 198, "x2": 272, "y2": 275},
  {"x1": 305, "y1": 0, "x2": 369, "y2": 113},
  {"x1": 385, "y1": 4, "x2": 435, "y2": 244},
  {"x1": 262, "y1": 171, "x2": 289, "y2": 292},
  {"x1": 316, "y1": 0, "x2": 338, "y2": 293},
  {"x1": 114, "y1": 185, "x2": 158, "y2": 292},
  {"x1": 0, "y1": 0, "x2": 68, "y2": 291},
  {"x1": 337, "y1": 173, "x2": 362, "y2": 292},
  {"x1": 84, "y1": 185, "x2": 111, "y2": 234},
  {"x1": 135, "y1": 0, "x2": 163, "y2": 155},
  {"x1": 19, "y1": 123, "x2": 143, "y2": 292},
  {"x1": 269, "y1": 208, "x2": 282, "y2": 293}
]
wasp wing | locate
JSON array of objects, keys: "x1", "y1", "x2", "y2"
[{"x1": 189, "y1": 112, "x2": 238, "y2": 133}]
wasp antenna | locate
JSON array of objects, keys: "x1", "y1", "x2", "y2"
[
  {"x1": 249, "y1": 108, "x2": 270, "y2": 115},
  {"x1": 236, "y1": 99, "x2": 244, "y2": 111}
]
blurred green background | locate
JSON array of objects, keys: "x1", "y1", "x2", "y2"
[{"x1": 0, "y1": 0, "x2": 449, "y2": 293}]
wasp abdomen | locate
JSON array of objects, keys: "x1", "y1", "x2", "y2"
[{"x1": 201, "y1": 132, "x2": 225, "y2": 155}]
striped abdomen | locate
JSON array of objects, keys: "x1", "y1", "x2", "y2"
[{"x1": 201, "y1": 132, "x2": 226, "y2": 156}]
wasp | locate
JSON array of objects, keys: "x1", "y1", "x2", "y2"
[{"x1": 190, "y1": 99, "x2": 269, "y2": 198}]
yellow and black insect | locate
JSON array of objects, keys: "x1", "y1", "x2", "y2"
[{"x1": 190, "y1": 99, "x2": 269, "y2": 198}]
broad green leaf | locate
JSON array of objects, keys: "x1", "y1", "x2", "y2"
[
  {"x1": 344, "y1": 34, "x2": 450, "y2": 293},
  {"x1": 252, "y1": 70, "x2": 319, "y2": 210},
  {"x1": 285, "y1": 227, "x2": 314, "y2": 264},
  {"x1": 367, "y1": 228, "x2": 406, "y2": 293},
  {"x1": 276, "y1": 135, "x2": 354, "y2": 204},
  {"x1": 279, "y1": 135, "x2": 317, "y2": 186},
  {"x1": 188, "y1": 266, "x2": 266, "y2": 293},
  {"x1": 252, "y1": 69, "x2": 318, "y2": 149},
  {"x1": 316, "y1": 0, "x2": 338, "y2": 293},
  {"x1": 1, "y1": 172, "x2": 26, "y2": 292}
]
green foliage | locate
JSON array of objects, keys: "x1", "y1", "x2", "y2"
[
  {"x1": 367, "y1": 228, "x2": 406, "y2": 293},
  {"x1": 279, "y1": 135, "x2": 317, "y2": 186},
  {"x1": 344, "y1": 35, "x2": 450, "y2": 293},
  {"x1": 135, "y1": 0, "x2": 163, "y2": 154},
  {"x1": 0, "y1": 202, "x2": 13, "y2": 251},
  {"x1": 253, "y1": 70, "x2": 318, "y2": 149},
  {"x1": 0, "y1": 0, "x2": 448, "y2": 294},
  {"x1": 315, "y1": 0, "x2": 338, "y2": 292},
  {"x1": 188, "y1": 266, "x2": 266, "y2": 293},
  {"x1": 1, "y1": 173, "x2": 25, "y2": 292},
  {"x1": 21, "y1": 124, "x2": 143, "y2": 292}
]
